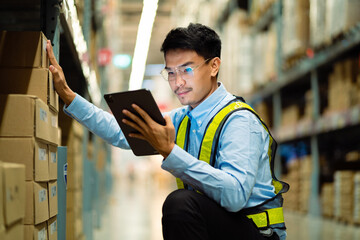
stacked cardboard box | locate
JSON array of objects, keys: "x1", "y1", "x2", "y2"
[
  {"x1": 321, "y1": 182, "x2": 335, "y2": 218},
  {"x1": 325, "y1": 0, "x2": 360, "y2": 42},
  {"x1": 299, "y1": 155, "x2": 312, "y2": 213},
  {"x1": 353, "y1": 172, "x2": 360, "y2": 224},
  {"x1": 66, "y1": 121, "x2": 84, "y2": 239},
  {"x1": 282, "y1": 159, "x2": 301, "y2": 211},
  {"x1": 282, "y1": 0, "x2": 310, "y2": 58},
  {"x1": 0, "y1": 31, "x2": 59, "y2": 239},
  {"x1": 220, "y1": 9, "x2": 253, "y2": 95},
  {"x1": 334, "y1": 170, "x2": 355, "y2": 223},
  {"x1": 252, "y1": 24, "x2": 277, "y2": 88},
  {"x1": 254, "y1": 101, "x2": 272, "y2": 129},
  {"x1": 281, "y1": 104, "x2": 301, "y2": 127},
  {"x1": 325, "y1": 59, "x2": 360, "y2": 115},
  {"x1": 0, "y1": 162, "x2": 26, "y2": 240},
  {"x1": 249, "y1": 0, "x2": 276, "y2": 24},
  {"x1": 309, "y1": 0, "x2": 327, "y2": 48}
]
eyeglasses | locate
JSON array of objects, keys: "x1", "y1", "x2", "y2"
[{"x1": 160, "y1": 58, "x2": 211, "y2": 82}]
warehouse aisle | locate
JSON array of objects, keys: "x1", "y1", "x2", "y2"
[
  {"x1": 94, "y1": 149, "x2": 176, "y2": 240},
  {"x1": 94, "y1": 166, "x2": 360, "y2": 240},
  {"x1": 285, "y1": 211, "x2": 360, "y2": 240}
]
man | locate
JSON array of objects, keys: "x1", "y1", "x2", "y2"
[{"x1": 47, "y1": 23, "x2": 288, "y2": 240}]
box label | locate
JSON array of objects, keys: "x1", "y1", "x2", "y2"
[
  {"x1": 64, "y1": 163, "x2": 67, "y2": 189},
  {"x1": 51, "y1": 185, "x2": 57, "y2": 197},
  {"x1": 51, "y1": 116, "x2": 58, "y2": 128},
  {"x1": 40, "y1": 108, "x2": 47, "y2": 122},
  {"x1": 38, "y1": 227, "x2": 47, "y2": 240},
  {"x1": 6, "y1": 187, "x2": 14, "y2": 202},
  {"x1": 39, "y1": 148, "x2": 47, "y2": 161},
  {"x1": 38, "y1": 189, "x2": 47, "y2": 202},
  {"x1": 50, "y1": 220, "x2": 57, "y2": 235},
  {"x1": 50, "y1": 152, "x2": 57, "y2": 163}
]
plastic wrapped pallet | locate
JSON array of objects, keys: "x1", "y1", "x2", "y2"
[
  {"x1": 220, "y1": 10, "x2": 253, "y2": 95},
  {"x1": 237, "y1": 33, "x2": 253, "y2": 95}
]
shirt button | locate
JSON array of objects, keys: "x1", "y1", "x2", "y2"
[
  {"x1": 198, "y1": 120, "x2": 201, "y2": 125},
  {"x1": 193, "y1": 129, "x2": 196, "y2": 133}
]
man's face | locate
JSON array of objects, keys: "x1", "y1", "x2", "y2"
[{"x1": 164, "y1": 49, "x2": 219, "y2": 109}]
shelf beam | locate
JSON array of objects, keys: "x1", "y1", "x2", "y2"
[{"x1": 249, "y1": 23, "x2": 360, "y2": 103}]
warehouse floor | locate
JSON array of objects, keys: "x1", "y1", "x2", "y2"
[{"x1": 94, "y1": 154, "x2": 360, "y2": 240}]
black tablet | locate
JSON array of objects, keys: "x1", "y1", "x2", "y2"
[{"x1": 104, "y1": 89, "x2": 166, "y2": 156}]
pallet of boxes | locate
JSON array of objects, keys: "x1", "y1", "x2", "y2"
[{"x1": 0, "y1": 31, "x2": 60, "y2": 240}]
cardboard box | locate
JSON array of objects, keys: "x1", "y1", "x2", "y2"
[
  {"x1": 0, "y1": 68, "x2": 59, "y2": 112},
  {"x1": 0, "y1": 31, "x2": 48, "y2": 68},
  {"x1": 0, "y1": 227, "x2": 4, "y2": 240},
  {"x1": 0, "y1": 137, "x2": 49, "y2": 181},
  {"x1": 0, "y1": 94, "x2": 58, "y2": 144},
  {"x1": 0, "y1": 162, "x2": 25, "y2": 226},
  {"x1": 48, "y1": 145, "x2": 57, "y2": 180},
  {"x1": 4, "y1": 220, "x2": 24, "y2": 240},
  {"x1": 48, "y1": 69, "x2": 59, "y2": 112},
  {"x1": 0, "y1": 162, "x2": 3, "y2": 229},
  {"x1": 47, "y1": 216, "x2": 57, "y2": 240},
  {"x1": 66, "y1": 210, "x2": 83, "y2": 239},
  {"x1": 48, "y1": 181, "x2": 58, "y2": 218},
  {"x1": 24, "y1": 221, "x2": 48, "y2": 240},
  {"x1": 67, "y1": 190, "x2": 83, "y2": 211},
  {"x1": 25, "y1": 181, "x2": 49, "y2": 224}
]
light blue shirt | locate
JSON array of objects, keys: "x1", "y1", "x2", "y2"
[{"x1": 64, "y1": 83, "x2": 285, "y2": 239}]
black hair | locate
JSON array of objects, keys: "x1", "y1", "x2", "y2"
[{"x1": 160, "y1": 23, "x2": 221, "y2": 60}]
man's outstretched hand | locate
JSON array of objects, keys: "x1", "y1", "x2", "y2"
[{"x1": 46, "y1": 40, "x2": 76, "y2": 106}]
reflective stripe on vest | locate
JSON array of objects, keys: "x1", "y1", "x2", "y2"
[
  {"x1": 175, "y1": 98, "x2": 289, "y2": 228},
  {"x1": 247, "y1": 207, "x2": 284, "y2": 228}
]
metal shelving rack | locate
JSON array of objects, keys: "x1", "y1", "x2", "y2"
[
  {"x1": 244, "y1": 0, "x2": 360, "y2": 217},
  {"x1": 0, "y1": 1, "x2": 112, "y2": 239}
]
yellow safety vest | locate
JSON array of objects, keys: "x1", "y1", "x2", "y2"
[{"x1": 175, "y1": 97, "x2": 289, "y2": 230}]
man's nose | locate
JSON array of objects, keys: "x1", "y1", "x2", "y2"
[{"x1": 174, "y1": 70, "x2": 185, "y2": 87}]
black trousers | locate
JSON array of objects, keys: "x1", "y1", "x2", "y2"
[{"x1": 162, "y1": 189, "x2": 279, "y2": 240}]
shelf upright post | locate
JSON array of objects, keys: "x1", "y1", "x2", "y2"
[
  {"x1": 82, "y1": 127, "x2": 95, "y2": 240},
  {"x1": 83, "y1": 0, "x2": 92, "y2": 46},
  {"x1": 309, "y1": 70, "x2": 321, "y2": 217},
  {"x1": 273, "y1": 0, "x2": 283, "y2": 178},
  {"x1": 45, "y1": 0, "x2": 61, "y2": 61}
]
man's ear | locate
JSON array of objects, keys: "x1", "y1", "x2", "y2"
[{"x1": 210, "y1": 57, "x2": 221, "y2": 77}]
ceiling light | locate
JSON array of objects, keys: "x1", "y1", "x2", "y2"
[{"x1": 128, "y1": 0, "x2": 159, "y2": 90}]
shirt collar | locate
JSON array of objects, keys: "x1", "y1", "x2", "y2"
[{"x1": 186, "y1": 82, "x2": 228, "y2": 127}]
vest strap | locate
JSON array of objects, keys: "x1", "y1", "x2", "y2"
[{"x1": 246, "y1": 207, "x2": 285, "y2": 229}]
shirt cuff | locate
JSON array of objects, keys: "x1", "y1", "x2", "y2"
[
  {"x1": 63, "y1": 94, "x2": 91, "y2": 120},
  {"x1": 161, "y1": 145, "x2": 192, "y2": 178}
]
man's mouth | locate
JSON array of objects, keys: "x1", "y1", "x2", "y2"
[{"x1": 175, "y1": 88, "x2": 191, "y2": 97}]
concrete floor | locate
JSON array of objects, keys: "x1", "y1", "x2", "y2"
[{"x1": 94, "y1": 153, "x2": 360, "y2": 240}]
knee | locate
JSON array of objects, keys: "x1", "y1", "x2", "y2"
[{"x1": 162, "y1": 189, "x2": 198, "y2": 216}]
